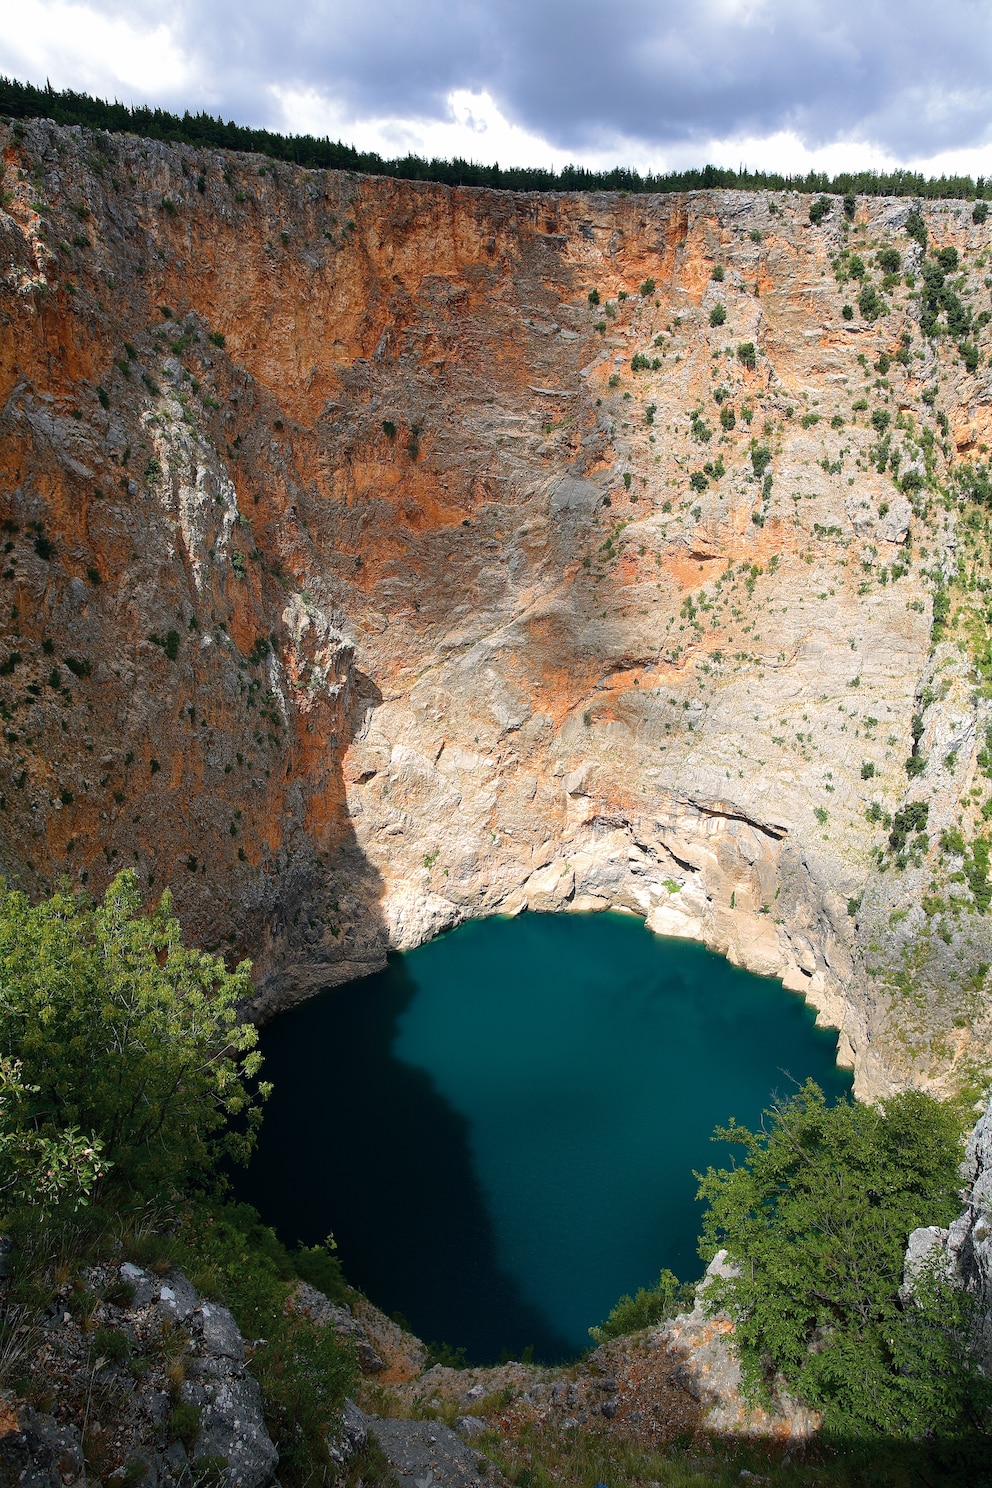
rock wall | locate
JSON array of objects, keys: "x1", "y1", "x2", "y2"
[
  {"x1": 3, "y1": 118, "x2": 992, "y2": 1093},
  {"x1": 905, "y1": 1091, "x2": 992, "y2": 1370}
]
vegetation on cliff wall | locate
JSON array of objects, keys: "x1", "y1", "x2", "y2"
[
  {"x1": 697, "y1": 1081, "x2": 986, "y2": 1438},
  {"x1": 1, "y1": 74, "x2": 988, "y2": 201}
]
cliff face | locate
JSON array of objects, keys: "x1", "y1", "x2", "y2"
[{"x1": 3, "y1": 118, "x2": 992, "y2": 1095}]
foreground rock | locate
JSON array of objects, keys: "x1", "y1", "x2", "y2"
[
  {"x1": 655, "y1": 1251, "x2": 820, "y2": 1444},
  {"x1": 2, "y1": 1261, "x2": 278, "y2": 1488},
  {"x1": 360, "y1": 1411, "x2": 504, "y2": 1488}
]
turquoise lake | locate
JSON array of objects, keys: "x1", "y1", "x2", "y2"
[{"x1": 240, "y1": 911, "x2": 852, "y2": 1363}]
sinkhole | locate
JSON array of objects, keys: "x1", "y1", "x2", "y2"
[{"x1": 239, "y1": 911, "x2": 851, "y2": 1363}]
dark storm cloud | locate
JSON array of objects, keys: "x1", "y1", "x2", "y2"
[{"x1": 88, "y1": 0, "x2": 992, "y2": 157}]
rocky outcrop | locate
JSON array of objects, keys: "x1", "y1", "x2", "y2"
[
  {"x1": 3, "y1": 1260, "x2": 278, "y2": 1488},
  {"x1": 905, "y1": 1091, "x2": 992, "y2": 1370},
  {"x1": 3, "y1": 118, "x2": 992, "y2": 1094},
  {"x1": 655, "y1": 1250, "x2": 820, "y2": 1443}
]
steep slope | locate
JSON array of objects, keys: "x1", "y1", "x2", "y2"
[{"x1": 3, "y1": 118, "x2": 992, "y2": 1095}]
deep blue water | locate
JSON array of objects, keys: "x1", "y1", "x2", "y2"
[{"x1": 239, "y1": 912, "x2": 851, "y2": 1363}]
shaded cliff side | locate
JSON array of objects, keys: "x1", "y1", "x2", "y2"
[{"x1": 3, "y1": 118, "x2": 992, "y2": 1093}]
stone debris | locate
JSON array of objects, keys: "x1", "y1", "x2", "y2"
[{"x1": 0, "y1": 1261, "x2": 278, "y2": 1488}]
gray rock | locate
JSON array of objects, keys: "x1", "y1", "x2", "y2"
[
  {"x1": 454, "y1": 1416, "x2": 487, "y2": 1441},
  {"x1": 549, "y1": 475, "x2": 601, "y2": 516},
  {"x1": 197, "y1": 1374, "x2": 278, "y2": 1488},
  {"x1": 195, "y1": 1303, "x2": 245, "y2": 1364},
  {"x1": 339, "y1": 1400, "x2": 370, "y2": 1455},
  {"x1": 367, "y1": 1416, "x2": 499, "y2": 1488},
  {"x1": 156, "y1": 1272, "x2": 198, "y2": 1324},
  {"x1": 120, "y1": 1262, "x2": 157, "y2": 1310}
]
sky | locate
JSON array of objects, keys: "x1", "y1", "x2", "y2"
[{"x1": 2, "y1": 0, "x2": 992, "y2": 178}]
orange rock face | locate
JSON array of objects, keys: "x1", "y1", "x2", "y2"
[{"x1": 2, "y1": 119, "x2": 992, "y2": 1090}]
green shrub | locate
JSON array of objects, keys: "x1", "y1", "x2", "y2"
[
  {"x1": 208, "y1": 331, "x2": 226, "y2": 348},
  {"x1": 711, "y1": 264, "x2": 724, "y2": 281},
  {"x1": 93, "y1": 1325, "x2": 130, "y2": 1363},
  {"x1": 808, "y1": 195, "x2": 832, "y2": 225},
  {"x1": 847, "y1": 254, "x2": 866, "y2": 280},
  {"x1": 843, "y1": 192, "x2": 856, "y2": 219},
  {"x1": 696, "y1": 1082, "x2": 978, "y2": 1437},
  {"x1": 689, "y1": 471, "x2": 708, "y2": 492},
  {"x1": 876, "y1": 247, "x2": 901, "y2": 274},
  {"x1": 871, "y1": 408, "x2": 891, "y2": 433},
  {"x1": 905, "y1": 209, "x2": 927, "y2": 249},
  {"x1": 709, "y1": 303, "x2": 726, "y2": 327},
  {"x1": 841, "y1": 303, "x2": 853, "y2": 319},
  {"x1": 858, "y1": 284, "x2": 885, "y2": 321},
  {"x1": 0, "y1": 873, "x2": 265, "y2": 1193},
  {"x1": 168, "y1": 1404, "x2": 201, "y2": 1451},
  {"x1": 935, "y1": 245, "x2": 959, "y2": 271},
  {"x1": 639, "y1": 278, "x2": 655, "y2": 297},
  {"x1": 589, "y1": 1269, "x2": 690, "y2": 1342},
  {"x1": 587, "y1": 288, "x2": 600, "y2": 305},
  {"x1": 719, "y1": 405, "x2": 735, "y2": 431},
  {"x1": 750, "y1": 445, "x2": 771, "y2": 478},
  {"x1": 974, "y1": 201, "x2": 989, "y2": 224},
  {"x1": 737, "y1": 341, "x2": 756, "y2": 370},
  {"x1": 861, "y1": 761, "x2": 875, "y2": 779}
]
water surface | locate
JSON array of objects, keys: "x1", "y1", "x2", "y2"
[{"x1": 241, "y1": 912, "x2": 851, "y2": 1362}]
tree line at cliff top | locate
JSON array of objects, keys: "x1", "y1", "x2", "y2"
[{"x1": 1, "y1": 74, "x2": 988, "y2": 202}]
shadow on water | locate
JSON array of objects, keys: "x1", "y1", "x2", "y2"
[{"x1": 239, "y1": 950, "x2": 574, "y2": 1365}]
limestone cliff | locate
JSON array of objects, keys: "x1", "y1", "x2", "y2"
[{"x1": 3, "y1": 117, "x2": 992, "y2": 1095}]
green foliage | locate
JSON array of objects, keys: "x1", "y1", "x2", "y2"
[
  {"x1": 168, "y1": 1404, "x2": 202, "y2": 1451},
  {"x1": 974, "y1": 201, "x2": 989, "y2": 224},
  {"x1": 860, "y1": 761, "x2": 875, "y2": 779},
  {"x1": 589, "y1": 1269, "x2": 691, "y2": 1342},
  {"x1": 858, "y1": 283, "x2": 885, "y2": 321},
  {"x1": 888, "y1": 800, "x2": 928, "y2": 855},
  {"x1": 292, "y1": 1235, "x2": 351, "y2": 1305},
  {"x1": 709, "y1": 302, "x2": 726, "y2": 327},
  {"x1": 719, "y1": 404, "x2": 735, "y2": 431},
  {"x1": 689, "y1": 471, "x2": 708, "y2": 492},
  {"x1": 847, "y1": 254, "x2": 866, "y2": 280},
  {"x1": 711, "y1": 263, "x2": 724, "y2": 281},
  {"x1": 841, "y1": 303, "x2": 853, "y2": 319},
  {"x1": 905, "y1": 209, "x2": 928, "y2": 249},
  {"x1": 0, "y1": 872, "x2": 266, "y2": 1193},
  {"x1": 750, "y1": 445, "x2": 772, "y2": 478},
  {"x1": 936, "y1": 245, "x2": 959, "y2": 271},
  {"x1": 0, "y1": 1055, "x2": 108, "y2": 1209},
  {"x1": 737, "y1": 341, "x2": 756, "y2": 370},
  {"x1": 843, "y1": 191, "x2": 856, "y2": 218},
  {"x1": 176, "y1": 1202, "x2": 358, "y2": 1488},
  {"x1": 876, "y1": 246, "x2": 901, "y2": 273},
  {"x1": 871, "y1": 408, "x2": 891, "y2": 433},
  {"x1": 587, "y1": 288, "x2": 600, "y2": 305},
  {"x1": 696, "y1": 1082, "x2": 978, "y2": 1437},
  {"x1": 809, "y1": 196, "x2": 832, "y2": 224},
  {"x1": 639, "y1": 278, "x2": 655, "y2": 297},
  {"x1": 966, "y1": 837, "x2": 992, "y2": 913}
]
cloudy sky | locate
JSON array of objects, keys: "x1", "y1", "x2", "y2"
[{"x1": 2, "y1": 0, "x2": 992, "y2": 177}]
